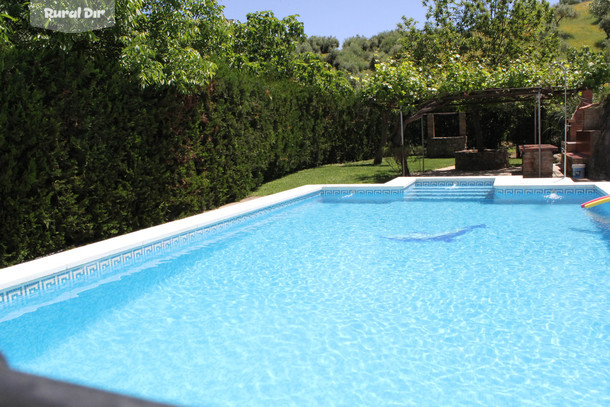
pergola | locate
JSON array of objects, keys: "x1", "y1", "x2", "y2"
[
  {"x1": 397, "y1": 86, "x2": 583, "y2": 176},
  {"x1": 404, "y1": 86, "x2": 580, "y2": 125}
]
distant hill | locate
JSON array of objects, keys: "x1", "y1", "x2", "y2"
[{"x1": 558, "y1": 1, "x2": 606, "y2": 51}]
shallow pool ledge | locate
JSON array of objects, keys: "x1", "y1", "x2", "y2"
[
  {"x1": 387, "y1": 176, "x2": 610, "y2": 195},
  {"x1": 385, "y1": 176, "x2": 496, "y2": 187},
  {"x1": 494, "y1": 176, "x2": 578, "y2": 187}
]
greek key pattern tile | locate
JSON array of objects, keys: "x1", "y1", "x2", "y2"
[
  {"x1": 321, "y1": 189, "x2": 405, "y2": 200},
  {"x1": 495, "y1": 187, "x2": 598, "y2": 196},
  {"x1": 415, "y1": 180, "x2": 494, "y2": 188},
  {"x1": 0, "y1": 191, "x2": 320, "y2": 309}
]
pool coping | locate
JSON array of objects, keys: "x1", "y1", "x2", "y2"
[{"x1": 1, "y1": 177, "x2": 609, "y2": 300}]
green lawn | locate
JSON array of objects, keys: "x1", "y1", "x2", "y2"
[
  {"x1": 559, "y1": 1, "x2": 606, "y2": 51},
  {"x1": 508, "y1": 147, "x2": 522, "y2": 167},
  {"x1": 250, "y1": 157, "x2": 454, "y2": 197}
]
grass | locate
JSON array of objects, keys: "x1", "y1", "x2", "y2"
[
  {"x1": 250, "y1": 157, "x2": 454, "y2": 197},
  {"x1": 558, "y1": 1, "x2": 606, "y2": 51},
  {"x1": 509, "y1": 157, "x2": 522, "y2": 166},
  {"x1": 508, "y1": 147, "x2": 522, "y2": 167}
]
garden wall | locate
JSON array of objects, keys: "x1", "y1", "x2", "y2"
[
  {"x1": 455, "y1": 149, "x2": 509, "y2": 171},
  {"x1": 427, "y1": 137, "x2": 467, "y2": 158}
]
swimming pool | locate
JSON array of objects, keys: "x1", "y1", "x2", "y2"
[{"x1": 1, "y1": 178, "x2": 609, "y2": 406}]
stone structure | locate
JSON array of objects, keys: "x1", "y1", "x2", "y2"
[
  {"x1": 455, "y1": 149, "x2": 510, "y2": 171},
  {"x1": 519, "y1": 144, "x2": 558, "y2": 178},
  {"x1": 564, "y1": 90, "x2": 603, "y2": 178},
  {"x1": 425, "y1": 112, "x2": 467, "y2": 158}
]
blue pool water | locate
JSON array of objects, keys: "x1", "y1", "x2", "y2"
[{"x1": 1, "y1": 189, "x2": 609, "y2": 406}]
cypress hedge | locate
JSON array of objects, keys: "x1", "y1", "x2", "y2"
[{"x1": 0, "y1": 49, "x2": 383, "y2": 267}]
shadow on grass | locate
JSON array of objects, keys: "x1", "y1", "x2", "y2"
[
  {"x1": 339, "y1": 162, "x2": 382, "y2": 168},
  {"x1": 354, "y1": 172, "x2": 400, "y2": 184}
]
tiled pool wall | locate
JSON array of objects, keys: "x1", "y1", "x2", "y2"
[
  {"x1": 494, "y1": 185, "x2": 600, "y2": 202},
  {"x1": 320, "y1": 187, "x2": 406, "y2": 202},
  {"x1": 0, "y1": 189, "x2": 321, "y2": 310},
  {"x1": 1, "y1": 178, "x2": 609, "y2": 309}
]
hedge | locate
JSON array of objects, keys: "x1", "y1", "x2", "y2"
[{"x1": 0, "y1": 48, "x2": 384, "y2": 267}]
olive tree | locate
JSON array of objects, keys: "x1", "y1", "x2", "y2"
[{"x1": 591, "y1": 0, "x2": 610, "y2": 39}]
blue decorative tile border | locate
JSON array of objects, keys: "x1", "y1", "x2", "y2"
[
  {"x1": 0, "y1": 191, "x2": 320, "y2": 310},
  {"x1": 494, "y1": 186, "x2": 600, "y2": 197},
  {"x1": 1, "y1": 250, "x2": 136, "y2": 307},
  {"x1": 415, "y1": 180, "x2": 494, "y2": 188},
  {"x1": 321, "y1": 188, "x2": 405, "y2": 201},
  {"x1": 495, "y1": 187, "x2": 600, "y2": 196}
]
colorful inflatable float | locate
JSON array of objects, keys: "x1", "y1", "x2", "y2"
[{"x1": 581, "y1": 195, "x2": 610, "y2": 209}]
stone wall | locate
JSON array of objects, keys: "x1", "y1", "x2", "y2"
[
  {"x1": 425, "y1": 113, "x2": 467, "y2": 158},
  {"x1": 455, "y1": 149, "x2": 509, "y2": 171},
  {"x1": 427, "y1": 137, "x2": 467, "y2": 158}
]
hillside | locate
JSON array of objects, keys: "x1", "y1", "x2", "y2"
[{"x1": 558, "y1": 1, "x2": 606, "y2": 51}]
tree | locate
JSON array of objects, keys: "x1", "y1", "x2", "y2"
[
  {"x1": 231, "y1": 11, "x2": 305, "y2": 75},
  {"x1": 398, "y1": 16, "x2": 463, "y2": 67},
  {"x1": 0, "y1": 0, "x2": 227, "y2": 93},
  {"x1": 554, "y1": 3, "x2": 578, "y2": 24},
  {"x1": 317, "y1": 30, "x2": 405, "y2": 75},
  {"x1": 369, "y1": 30, "x2": 405, "y2": 57},
  {"x1": 302, "y1": 36, "x2": 340, "y2": 54},
  {"x1": 119, "y1": 0, "x2": 226, "y2": 92},
  {"x1": 327, "y1": 37, "x2": 373, "y2": 74},
  {"x1": 361, "y1": 59, "x2": 430, "y2": 164},
  {"x1": 420, "y1": 0, "x2": 560, "y2": 66},
  {"x1": 591, "y1": 0, "x2": 610, "y2": 39}
]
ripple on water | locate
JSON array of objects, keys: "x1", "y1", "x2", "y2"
[{"x1": 1, "y1": 198, "x2": 608, "y2": 406}]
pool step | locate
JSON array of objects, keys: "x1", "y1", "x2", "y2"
[{"x1": 405, "y1": 184, "x2": 494, "y2": 200}]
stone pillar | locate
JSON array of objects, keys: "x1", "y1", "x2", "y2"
[
  {"x1": 459, "y1": 112, "x2": 467, "y2": 148},
  {"x1": 427, "y1": 114, "x2": 435, "y2": 140},
  {"x1": 458, "y1": 113, "x2": 467, "y2": 137},
  {"x1": 520, "y1": 145, "x2": 557, "y2": 178}
]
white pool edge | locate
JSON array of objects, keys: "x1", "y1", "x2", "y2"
[
  {"x1": 1, "y1": 177, "x2": 608, "y2": 296},
  {"x1": 0, "y1": 184, "x2": 323, "y2": 291}
]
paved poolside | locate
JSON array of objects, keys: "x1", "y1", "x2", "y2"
[{"x1": 417, "y1": 164, "x2": 568, "y2": 178}]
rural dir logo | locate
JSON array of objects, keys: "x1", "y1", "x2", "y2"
[{"x1": 30, "y1": 0, "x2": 115, "y2": 33}]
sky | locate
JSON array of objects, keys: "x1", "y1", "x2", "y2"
[{"x1": 219, "y1": 0, "x2": 429, "y2": 45}]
